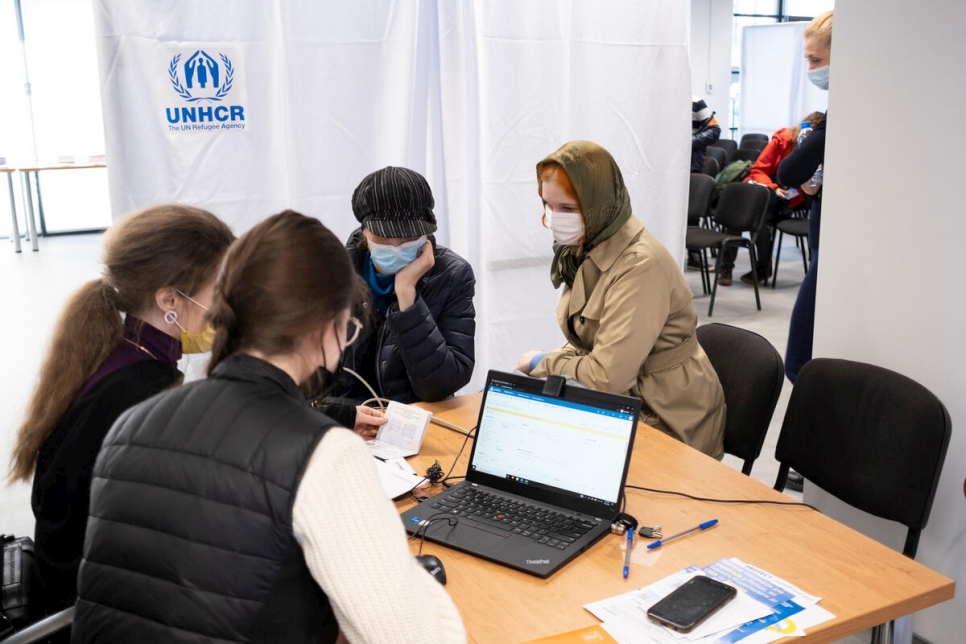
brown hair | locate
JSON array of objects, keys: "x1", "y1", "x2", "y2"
[
  {"x1": 208, "y1": 210, "x2": 360, "y2": 376},
  {"x1": 8, "y1": 204, "x2": 234, "y2": 483},
  {"x1": 788, "y1": 111, "x2": 826, "y2": 146},
  {"x1": 538, "y1": 162, "x2": 582, "y2": 226},
  {"x1": 804, "y1": 10, "x2": 833, "y2": 51}
]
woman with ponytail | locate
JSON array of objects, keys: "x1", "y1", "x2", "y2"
[
  {"x1": 7, "y1": 204, "x2": 233, "y2": 610},
  {"x1": 71, "y1": 210, "x2": 465, "y2": 643}
]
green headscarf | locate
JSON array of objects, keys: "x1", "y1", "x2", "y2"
[{"x1": 536, "y1": 141, "x2": 633, "y2": 289}]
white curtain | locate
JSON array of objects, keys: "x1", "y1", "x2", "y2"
[
  {"x1": 739, "y1": 22, "x2": 828, "y2": 140},
  {"x1": 93, "y1": 0, "x2": 690, "y2": 390}
]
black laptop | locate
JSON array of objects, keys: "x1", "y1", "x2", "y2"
[{"x1": 400, "y1": 370, "x2": 640, "y2": 578}]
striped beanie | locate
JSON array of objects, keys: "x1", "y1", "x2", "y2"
[
  {"x1": 692, "y1": 96, "x2": 714, "y2": 130},
  {"x1": 351, "y1": 166, "x2": 437, "y2": 238}
]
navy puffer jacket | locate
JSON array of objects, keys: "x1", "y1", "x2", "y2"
[{"x1": 336, "y1": 228, "x2": 476, "y2": 403}]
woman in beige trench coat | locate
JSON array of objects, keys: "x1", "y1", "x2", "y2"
[{"x1": 517, "y1": 140, "x2": 726, "y2": 459}]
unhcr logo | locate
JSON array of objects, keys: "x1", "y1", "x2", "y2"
[{"x1": 165, "y1": 50, "x2": 246, "y2": 131}]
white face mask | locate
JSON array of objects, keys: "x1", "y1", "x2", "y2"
[
  {"x1": 545, "y1": 204, "x2": 584, "y2": 246},
  {"x1": 808, "y1": 65, "x2": 830, "y2": 90}
]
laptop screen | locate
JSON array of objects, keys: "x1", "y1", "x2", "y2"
[{"x1": 467, "y1": 372, "x2": 640, "y2": 515}]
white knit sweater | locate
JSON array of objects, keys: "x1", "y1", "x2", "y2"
[{"x1": 292, "y1": 427, "x2": 467, "y2": 643}]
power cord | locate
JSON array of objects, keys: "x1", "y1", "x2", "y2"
[
  {"x1": 344, "y1": 367, "x2": 386, "y2": 410},
  {"x1": 410, "y1": 512, "x2": 459, "y2": 555},
  {"x1": 625, "y1": 484, "x2": 819, "y2": 512},
  {"x1": 441, "y1": 425, "x2": 476, "y2": 485}
]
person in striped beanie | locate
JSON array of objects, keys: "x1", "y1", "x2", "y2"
[
  {"x1": 691, "y1": 96, "x2": 721, "y2": 173},
  {"x1": 322, "y1": 166, "x2": 476, "y2": 417}
]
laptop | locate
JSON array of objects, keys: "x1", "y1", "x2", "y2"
[{"x1": 400, "y1": 370, "x2": 640, "y2": 578}]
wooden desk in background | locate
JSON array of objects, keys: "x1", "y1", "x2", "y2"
[
  {"x1": 399, "y1": 395, "x2": 954, "y2": 644},
  {"x1": 18, "y1": 161, "x2": 108, "y2": 250}
]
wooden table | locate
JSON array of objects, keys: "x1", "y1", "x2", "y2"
[
  {"x1": 1, "y1": 168, "x2": 19, "y2": 252},
  {"x1": 399, "y1": 395, "x2": 954, "y2": 644},
  {"x1": 18, "y1": 161, "x2": 107, "y2": 249}
]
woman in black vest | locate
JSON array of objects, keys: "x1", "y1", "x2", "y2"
[
  {"x1": 72, "y1": 211, "x2": 466, "y2": 643},
  {"x1": 8, "y1": 205, "x2": 234, "y2": 612}
]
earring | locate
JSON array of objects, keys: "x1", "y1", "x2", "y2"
[{"x1": 164, "y1": 310, "x2": 179, "y2": 325}]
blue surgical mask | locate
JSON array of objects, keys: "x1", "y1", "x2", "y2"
[
  {"x1": 368, "y1": 236, "x2": 427, "y2": 275},
  {"x1": 808, "y1": 65, "x2": 830, "y2": 90}
]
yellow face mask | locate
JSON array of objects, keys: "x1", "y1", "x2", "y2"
[
  {"x1": 181, "y1": 324, "x2": 215, "y2": 354},
  {"x1": 165, "y1": 290, "x2": 215, "y2": 354}
]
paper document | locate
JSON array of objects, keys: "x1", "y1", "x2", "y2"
[
  {"x1": 373, "y1": 457, "x2": 422, "y2": 500},
  {"x1": 584, "y1": 558, "x2": 834, "y2": 644},
  {"x1": 366, "y1": 401, "x2": 432, "y2": 460}
]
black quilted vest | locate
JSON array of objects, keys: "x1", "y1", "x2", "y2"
[{"x1": 72, "y1": 354, "x2": 339, "y2": 643}]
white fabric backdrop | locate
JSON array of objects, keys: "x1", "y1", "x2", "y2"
[
  {"x1": 93, "y1": 0, "x2": 690, "y2": 391},
  {"x1": 739, "y1": 22, "x2": 828, "y2": 141}
]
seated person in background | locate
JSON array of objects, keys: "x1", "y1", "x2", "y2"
[
  {"x1": 517, "y1": 140, "x2": 726, "y2": 459},
  {"x1": 71, "y1": 211, "x2": 466, "y2": 643},
  {"x1": 691, "y1": 96, "x2": 721, "y2": 173},
  {"x1": 327, "y1": 166, "x2": 475, "y2": 422},
  {"x1": 718, "y1": 112, "x2": 824, "y2": 286},
  {"x1": 8, "y1": 205, "x2": 234, "y2": 612}
]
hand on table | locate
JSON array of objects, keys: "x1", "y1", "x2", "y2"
[
  {"x1": 354, "y1": 405, "x2": 387, "y2": 440},
  {"x1": 516, "y1": 350, "x2": 543, "y2": 375}
]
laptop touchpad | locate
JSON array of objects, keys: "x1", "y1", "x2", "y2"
[{"x1": 430, "y1": 520, "x2": 507, "y2": 551}]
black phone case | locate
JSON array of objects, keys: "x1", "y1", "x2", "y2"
[{"x1": 646, "y1": 575, "x2": 737, "y2": 632}]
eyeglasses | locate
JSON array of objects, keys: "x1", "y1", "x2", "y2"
[{"x1": 344, "y1": 317, "x2": 362, "y2": 348}]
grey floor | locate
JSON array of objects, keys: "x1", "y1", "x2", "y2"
[{"x1": 0, "y1": 231, "x2": 870, "y2": 643}]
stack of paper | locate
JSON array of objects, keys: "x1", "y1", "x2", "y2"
[{"x1": 584, "y1": 558, "x2": 835, "y2": 644}]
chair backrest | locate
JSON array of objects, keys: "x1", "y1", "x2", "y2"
[
  {"x1": 739, "y1": 133, "x2": 769, "y2": 149},
  {"x1": 687, "y1": 173, "x2": 716, "y2": 225},
  {"x1": 733, "y1": 148, "x2": 761, "y2": 164},
  {"x1": 712, "y1": 182, "x2": 770, "y2": 233},
  {"x1": 775, "y1": 358, "x2": 952, "y2": 558},
  {"x1": 708, "y1": 139, "x2": 737, "y2": 165},
  {"x1": 702, "y1": 155, "x2": 719, "y2": 178},
  {"x1": 696, "y1": 323, "x2": 784, "y2": 476},
  {"x1": 704, "y1": 145, "x2": 727, "y2": 170}
]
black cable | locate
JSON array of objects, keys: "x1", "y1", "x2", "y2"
[
  {"x1": 625, "y1": 484, "x2": 819, "y2": 512},
  {"x1": 441, "y1": 425, "x2": 476, "y2": 483},
  {"x1": 409, "y1": 512, "x2": 459, "y2": 555}
]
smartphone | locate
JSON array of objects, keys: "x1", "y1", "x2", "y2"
[{"x1": 647, "y1": 575, "x2": 737, "y2": 632}]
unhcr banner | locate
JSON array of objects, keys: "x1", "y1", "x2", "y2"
[{"x1": 93, "y1": 1, "x2": 438, "y2": 237}]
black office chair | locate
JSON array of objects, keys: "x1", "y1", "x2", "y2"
[
  {"x1": 701, "y1": 155, "x2": 719, "y2": 178},
  {"x1": 733, "y1": 148, "x2": 761, "y2": 164},
  {"x1": 771, "y1": 202, "x2": 811, "y2": 287},
  {"x1": 704, "y1": 146, "x2": 726, "y2": 174},
  {"x1": 774, "y1": 358, "x2": 951, "y2": 644},
  {"x1": 687, "y1": 174, "x2": 717, "y2": 295},
  {"x1": 739, "y1": 133, "x2": 769, "y2": 149},
  {"x1": 708, "y1": 139, "x2": 737, "y2": 166},
  {"x1": 696, "y1": 324, "x2": 783, "y2": 476},
  {"x1": 685, "y1": 182, "x2": 771, "y2": 316},
  {"x1": 0, "y1": 607, "x2": 73, "y2": 643}
]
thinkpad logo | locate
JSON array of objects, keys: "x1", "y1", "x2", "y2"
[{"x1": 526, "y1": 558, "x2": 550, "y2": 565}]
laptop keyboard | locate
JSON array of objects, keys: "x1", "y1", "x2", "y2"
[{"x1": 429, "y1": 487, "x2": 596, "y2": 550}]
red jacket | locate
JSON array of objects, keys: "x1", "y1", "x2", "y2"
[{"x1": 743, "y1": 128, "x2": 806, "y2": 209}]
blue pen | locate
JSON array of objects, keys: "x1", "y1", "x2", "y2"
[
  {"x1": 646, "y1": 519, "x2": 718, "y2": 550},
  {"x1": 623, "y1": 527, "x2": 633, "y2": 579}
]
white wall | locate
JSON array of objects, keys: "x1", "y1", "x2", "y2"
[
  {"x1": 689, "y1": 0, "x2": 732, "y2": 136},
  {"x1": 810, "y1": 1, "x2": 966, "y2": 641}
]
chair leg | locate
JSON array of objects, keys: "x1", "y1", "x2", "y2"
[
  {"x1": 870, "y1": 620, "x2": 894, "y2": 644},
  {"x1": 701, "y1": 248, "x2": 712, "y2": 295},
  {"x1": 799, "y1": 235, "x2": 808, "y2": 275},
  {"x1": 748, "y1": 243, "x2": 762, "y2": 311},
  {"x1": 772, "y1": 230, "x2": 784, "y2": 288},
  {"x1": 708, "y1": 245, "x2": 724, "y2": 317},
  {"x1": 773, "y1": 463, "x2": 790, "y2": 491},
  {"x1": 740, "y1": 459, "x2": 754, "y2": 476}
]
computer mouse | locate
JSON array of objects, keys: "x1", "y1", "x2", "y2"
[{"x1": 415, "y1": 554, "x2": 447, "y2": 585}]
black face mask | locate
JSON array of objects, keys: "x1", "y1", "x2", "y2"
[{"x1": 302, "y1": 341, "x2": 346, "y2": 403}]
